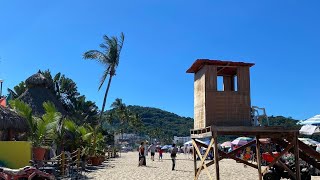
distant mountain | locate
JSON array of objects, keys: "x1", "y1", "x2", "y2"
[
  {"x1": 104, "y1": 105, "x2": 302, "y2": 142},
  {"x1": 126, "y1": 105, "x2": 193, "y2": 137},
  {"x1": 103, "y1": 105, "x2": 194, "y2": 138}
]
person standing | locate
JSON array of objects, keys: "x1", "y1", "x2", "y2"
[
  {"x1": 143, "y1": 141, "x2": 149, "y2": 166},
  {"x1": 171, "y1": 144, "x2": 178, "y2": 170},
  {"x1": 138, "y1": 142, "x2": 145, "y2": 166},
  {"x1": 158, "y1": 148, "x2": 163, "y2": 161},
  {"x1": 148, "y1": 143, "x2": 156, "y2": 161}
]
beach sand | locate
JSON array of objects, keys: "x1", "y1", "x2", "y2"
[{"x1": 86, "y1": 151, "x2": 320, "y2": 180}]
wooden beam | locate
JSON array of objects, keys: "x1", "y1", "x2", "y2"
[
  {"x1": 267, "y1": 149, "x2": 295, "y2": 179},
  {"x1": 213, "y1": 130, "x2": 220, "y2": 180},
  {"x1": 294, "y1": 133, "x2": 301, "y2": 180},
  {"x1": 256, "y1": 136, "x2": 262, "y2": 180},
  {"x1": 262, "y1": 141, "x2": 294, "y2": 175},
  {"x1": 220, "y1": 151, "x2": 258, "y2": 169},
  {"x1": 193, "y1": 139, "x2": 197, "y2": 177},
  {"x1": 192, "y1": 139, "x2": 213, "y2": 180}
]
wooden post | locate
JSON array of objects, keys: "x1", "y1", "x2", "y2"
[
  {"x1": 193, "y1": 139, "x2": 197, "y2": 177},
  {"x1": 213, "y1": 131, "x2": 220, "y2": 180},
  {"x1": 256, "y1": 137, "x2": 262, "y2": 180},
  {"x1": 294, "y1": 133, "x2": 301, "y2": 180},
  {"x1": 77, "y1": 148, "x2": 81, "y2": 168},
  {"x1": 61, "y1": 151, "x2": 65, "y2": 176}
]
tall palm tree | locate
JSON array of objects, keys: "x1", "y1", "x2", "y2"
[{"x1": 83, "y1": 32, "x2": 125, "y2": 123}]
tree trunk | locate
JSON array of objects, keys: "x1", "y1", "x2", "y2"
[{"x1": 99, "y1": 75, "x2": 113, "y2": 125}]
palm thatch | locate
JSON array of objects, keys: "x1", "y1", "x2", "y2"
[
  {"x1": 25, "y1": 71, "x2": 49, "y2": 88},
  {"x1": 0, "y1": 106, "x2": 29, "y2": 132},
  {"x1": 18, "y1": 72, "x2": 67, "y2": 116}
]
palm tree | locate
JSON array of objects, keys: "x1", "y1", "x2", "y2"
[
  {"x1": 83, "y1": 32, "x2": 125, "y2": 124},
  {"x1": 111, "y1": 98, "x2": 129, "y2": 140}
]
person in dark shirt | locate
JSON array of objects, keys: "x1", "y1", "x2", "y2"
[{"x1": 171, "y1": 144, "x2": 178, "y2": 170}]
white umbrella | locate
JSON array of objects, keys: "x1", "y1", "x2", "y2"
[
  {"x1": 300, "y1": 124, "x2": 320, "y2": 135},
  {"x1": 184, "y1": 140, "x2": 192, "y2": 146},
  {"x1": 299, "y1": 138, "x2": 320, "y2": 146},
  {"x1": 299, "y1": 115, "x2": 320, "y2": 125}
]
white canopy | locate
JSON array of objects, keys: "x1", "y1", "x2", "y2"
[
  {"x1": 299, "y1": 124, "x2": 320, "y2": 135},
  {"x1": 299, "y1": 115, "x2": 320, "y2": 125}
]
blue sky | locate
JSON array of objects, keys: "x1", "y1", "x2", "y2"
[{"x1": 0, "y1": 1, "x2": 319, "y2": 120}]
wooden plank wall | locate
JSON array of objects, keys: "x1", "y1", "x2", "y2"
[
  {"x1": 193, "y1": 65, "x2": 252, "y2": 128},
  {"x1": 194, "y1": 66, "x2": 207, "y2": 129}
]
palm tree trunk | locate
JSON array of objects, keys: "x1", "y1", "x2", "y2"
[{"x1": 99, "y1": 75, "x2": 113, "y2": 125}]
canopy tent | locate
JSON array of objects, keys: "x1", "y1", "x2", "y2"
[
  {"x1": 299, "y1": 115, "x2": 320, "y2": 125},
  {"x1": 299, "y1": 138, "x2": 320, "y2": 146},
  {"x1": 299, "y1": 124, "x2": 320, "y2": 135}
]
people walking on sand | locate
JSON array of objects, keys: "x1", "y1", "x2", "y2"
[
  {"x1": 171, "y1": 143, "x2": 178, "y2": 170},
  {"x1": 158, "y1": 148, "x2": 163, "y2": 161},
  {"x1": 138, "y1": 141, "x2": 145, "y2": 166},
  {"x1": 148, "y1": 143, "x2": 156, "y2": 161}
]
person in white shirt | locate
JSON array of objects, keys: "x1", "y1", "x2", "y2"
[
  {"x1": 144, "y1": 141, "x2": 149, "y2": 165},
  {"x1": 148, "y1": 143, "x2": 156, "y2": 161}
]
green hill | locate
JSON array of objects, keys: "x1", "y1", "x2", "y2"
[
  {"x1": 127, "y1": 105, "x2": 193, "y2": 136},
  {"x1": 103, "y1": 105, "x2": 303, "y2": 143},
  {"x1": 103, "y1": 105, "x2": 194, "y2": 139}
]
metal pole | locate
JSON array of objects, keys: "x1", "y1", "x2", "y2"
[{"x1": 0, "y1": 81, "x2": 3, "y2": 97}]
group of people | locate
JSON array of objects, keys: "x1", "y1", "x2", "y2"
[{"x1": 138, "y1": 141, "x2": 178, "y2": 171}]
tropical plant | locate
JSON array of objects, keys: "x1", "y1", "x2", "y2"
[
  {"x1": 82, "y1": 125, "x2": 105, "y2": 157},
  {"x1": 7, "y1": 81, "x2": 26, "y2": 99},
  {"x1": 10, "y1": 100, "x2": 61, "y2": 147},
  {"x1": 63, "y1": 119, "x2": 88, "y2": 151},
  {"x1": 83, "y1": 32, "x2": 125, "y2": 123}
]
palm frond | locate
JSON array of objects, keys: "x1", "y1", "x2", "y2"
[{"x1": 83, "y1": 50, "x2": 108, "y2": 65}]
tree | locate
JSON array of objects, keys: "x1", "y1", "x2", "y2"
[
  {"x1": 111, "y1": 98, "x2": 129, "y2": 140},
  {"x1": 83, "y1": 32, "x2": 125, "y2": 123}
]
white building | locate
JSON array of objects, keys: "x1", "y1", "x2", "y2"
[
  {"x1": 173, "y1": 136, "x2": 191, "y2": 144},
  {"x1": 114, "y1": 133, "x2": 144, "y2": 145}
]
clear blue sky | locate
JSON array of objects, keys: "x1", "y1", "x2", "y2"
[{"x1": 0, "y1": 1, "x2": 319, "y2": 120}]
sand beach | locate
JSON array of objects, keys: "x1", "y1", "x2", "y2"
[{"x1": 86, "y1": 151, "x2": 320, "y2": 180}]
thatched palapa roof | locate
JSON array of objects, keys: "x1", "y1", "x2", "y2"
[
  {"x1": 18, "y1": 72, "x2": 67, "y2": 116},
  {"x1": 25, "y1": 71, "x2": 49, "y2": 88},
  {"x1": 0, "y1": 106, "x2": 29, "y2": 132}
]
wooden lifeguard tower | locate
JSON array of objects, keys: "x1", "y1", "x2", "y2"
[{"x1": 187, "y1": 59, "x2": 320, "y2": 180}]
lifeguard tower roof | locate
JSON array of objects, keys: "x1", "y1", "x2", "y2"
[{"x1": 187, "y1": 59, "x2": 255, "y2": 74}]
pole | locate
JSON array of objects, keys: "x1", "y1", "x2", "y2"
[{"x1": 0, "y1": 81, "x2": 3, "y2": 97}]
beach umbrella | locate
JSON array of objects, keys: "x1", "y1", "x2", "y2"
[
  {"x1": 299, "y1": 138, "x2": 320, "y2": 146},
  {"x1": 231, "y1": 137, "x2": 253, "y2": 146},
  {"x1": 161, "y1": 145, "x2": 172, "y2": 150},
  {"x1": 259, "y1": 138, "x2": 271, "y2": 144},
  {"x1": 221, "y1": 141, "x2": 232, "y2": 148},
  {"x1": 299, "y1": 124, "x2": 320, "y2": 135},
  {"x1": 299, "y1": 115, "x2": 320, "y2": 125},
  {"x1": 184, "y1": 140, "x2": 192, "y2": 146}
]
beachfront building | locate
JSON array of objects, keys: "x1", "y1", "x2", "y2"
[
  {"x1": 114, "y1": 133, "x2": 143, "y2": 145},
  {"x1": 173, "y1": 136, "x2": 191, "y2": 144}
]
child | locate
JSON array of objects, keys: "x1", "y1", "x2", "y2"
[{"x1": 158, "y1": 148, "x2": 163, "y2": 161}]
